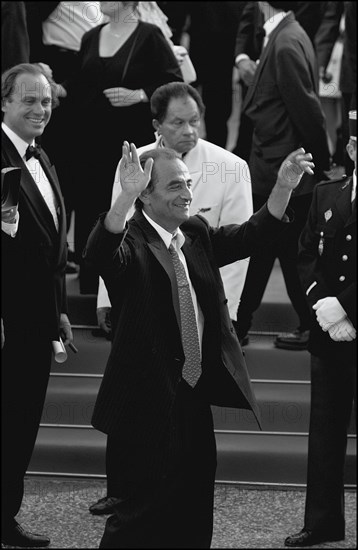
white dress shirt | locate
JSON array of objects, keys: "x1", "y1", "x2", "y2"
[
  {"x1": 262, "y1": 10, "x2": 288, "y2": 49},
  {"x1": 1, "y1": 123, "x2": 59, "y2": 237},
  {"x1": 142, "y1": 210, "x2": 204, "y2": 350},
  {"x1": 235, "y1": 10, "x2": 288, "y2": 66}
]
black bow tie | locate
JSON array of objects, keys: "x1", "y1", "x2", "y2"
[{"x1": 25, "y1": 144, "x2": 42, "y2": 161}]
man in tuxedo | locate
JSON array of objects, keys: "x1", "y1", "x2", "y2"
[
  {"x1": 235, "y1": 1, "x2": 331, "y2": 350},
  {"x1": 285, "y1": 112, "x2": 356, "y2": 547},
  {"x1": 84, "y1": 141, "x2": 314, "y2": 548},
  {"x1": 1, "y1": 63, "x2": 72, "y2": 547}
]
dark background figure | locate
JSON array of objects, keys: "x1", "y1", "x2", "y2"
[
  {"x1": 159, "y1": 1, "x2": 246, "y2": 149},
  {"x1": 285, "y1": 110, "x2": 356, "y2": 549},
  {"x1": 235, "y1": 2, "x2": 331, "y2": 350},
  {"x1": 314, "y1": 1, "x2": 357, "y2": 175},
  {"x1": 61, "y1": 1, "x2": 182, "y2": 294},
  {"x1": 1, "y1": 63, "x2": 73, "y2": 548},
  {"x1": 1, "y1": 1, "x2": 30, "y2": 72},
  {"x1": 233, "y1": 1, "x2": 328, "y2": 162},
  {"x1": 25, "y1": 2, "x2": 60, "y2": 67}
]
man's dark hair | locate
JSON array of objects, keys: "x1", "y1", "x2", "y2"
[
  {"x1": 150, "y1": 82, "x2": 205, "y2": 123},
  {"x1": 134, "y1": 147, "x2": 182, "y2": 210},
  {"x1": 1, "y1": 63, "x2": 60, "y2": 109}
]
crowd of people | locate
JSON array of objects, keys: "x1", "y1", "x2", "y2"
[{"x1": 1, "y1": 1, "x2": 356, "y2": 548}]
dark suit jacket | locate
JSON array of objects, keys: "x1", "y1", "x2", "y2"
[
  {"x1": 1, "y1": 130, "x2": 68, "y2": 340},
  {"x1": 84, "y1": 205, "x2": 292, "y2": 446},
  {"x1": 298, "y1": 176, "x2": 356, "y2": 359},
  {"x1": 25, "y1": 1, "x2": 60, "y2": 62},
  {"x1": 1, "y1": 1, "x2": 30, "y2": 72},
  {"x1": 234, "y1": 2, "x2": 265, "y2": 62},
  {"x1": 234, "y1": 2, "x2": 328, "y2": 62},
  {"x1": 243, "y1": 12, "x2": 330, "y2": 197}
]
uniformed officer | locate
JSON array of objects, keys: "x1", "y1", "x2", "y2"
[{"x1": 285, "y1": 111, "x2": 357, "y2": 547}]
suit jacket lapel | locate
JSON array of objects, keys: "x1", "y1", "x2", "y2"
[
  {"x1": 182, "y1": 236, "x2": 210, "y2": 302},
  {"x1": 243, "y1": 12, "x2": 295, "y2": 111},
  {"x1": 134, "y1": 212, "x2": 182, "y2": 333},
  {"x1": 38, "y1": 157, "x2": 68, "y2": 259},
  {"x1": 2, "y1": 131, "x2": 61, "y2": 242}
]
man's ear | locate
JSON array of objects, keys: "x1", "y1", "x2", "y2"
[
  {"x1": 346, "y1": 141, "x2": 356, "y2": 163},
  {"x1": 152, "y1": 119, "x2": 160, "y2": 134},
  {"x1": 138, "y1": 187, "x2": 151, "y2": 206},
  {"x1": 1, "y1": 98, "x2": 8, "y2": 114}
]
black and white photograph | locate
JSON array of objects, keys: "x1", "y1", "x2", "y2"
[{"x1": 1, "y1": 2, "x2": 356, "y2": 548}]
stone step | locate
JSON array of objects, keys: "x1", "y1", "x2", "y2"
[
  {"x1": 52, "y1": 328, "x2": 310, "y2": 380},
  {"x1": 51, "y1": 327, "x2": 110, "y2": 375},
  {"x1": 243, "y1": 334, "x2": 311, "y2": 380},
  {"x1": 250, "y1": 302, "x2": 298, "y2": 334},
  {"x1": 28, "y1": 426, "x2": 356, "y2": 486},
  {"x1": 67, "y1": 294, "x2": 299, "y2": 333},
  {"x1": 65, "y1": 260, "x2": 299, "y2": 332},
  {"x1": 41, "y1": 374, "x2": 356, "y2": 434}
]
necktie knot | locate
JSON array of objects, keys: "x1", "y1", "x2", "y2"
[
  {"x1": 25, "y1": 144, "x2": 41, "y2": 161},
  {"x1": 170, "y1": 234, "x2": 177, "y2": 248}
]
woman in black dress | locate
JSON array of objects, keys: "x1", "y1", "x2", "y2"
[{"x1": 63, "y1": 1, "x2": 182, "y2": 292}]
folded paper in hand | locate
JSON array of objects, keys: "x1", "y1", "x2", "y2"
[
  {"x1": 1, "y1": 167, "x2": 21, "y2": 213},
  {"x1": 52, "y1": 337, "x2": 67, "y2": 363}
]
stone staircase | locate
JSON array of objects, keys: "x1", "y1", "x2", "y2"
[{"x1": 28, "y1": 266, "x2": 356, "y2": 487}]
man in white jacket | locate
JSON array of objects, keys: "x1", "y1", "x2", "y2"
[
  {"x1": 91, "y1": 82, "x2": 253, "y2": 515},
  {"x1": 96, "y1": 82, "x2": 252, "y2": 333}
]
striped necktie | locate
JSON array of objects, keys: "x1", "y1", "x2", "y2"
[{"x1": 169, "y1": 238, "x2": 202, "y2": 387}]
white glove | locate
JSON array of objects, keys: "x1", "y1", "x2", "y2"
[
  {"x1": 328, "y1": 318, "x2": 356, "y2": 341},
  {"x1": 313, "y1": 297, "x2": 347, "y2": 330}
]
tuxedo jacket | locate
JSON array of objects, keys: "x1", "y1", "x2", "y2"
[
  {"x1": 85, "y1": 206, "x2": 292, "y2": 446},
  {"x1": 243, "y1": 11, "x2": 330, "y2": 197},
  {"x1": 298, "y1": 176, "x2": 356, "y2": 360},
  {"x1": 1, "y1": 130, "x2": 68, "y2": 340}
]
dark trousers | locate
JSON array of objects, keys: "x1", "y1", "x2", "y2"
[
  {"x1": 1, "y1": 328, "x2": 52, "y2": 529},
  {"x1": 231, "y1": 84, "x2": 253, "y2": 162},
  {"x1": 191, "y1": 36, "x2": 235, "y2": 148},
  {"x1": 199, "y1": 69, "x2": 233, "y2": 149},
  {"x1": 99, "y1": 380, "x2": 217, "y2": 548},
  {"x1": 74, "y1": 159, "x2": 118, "y2": 294},
  {"x1": 236, "y1": 193, "x2": 313, "y2": 338},
  {"x1": 304, "y1": 354, "x2": 356, "y2": 534}
]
